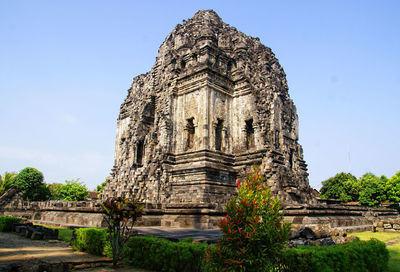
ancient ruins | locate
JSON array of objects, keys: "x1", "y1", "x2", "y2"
[
  {"x1": 1, "y1": 10, "x2": 397, "y2": 230},
  {"x1": 102, "y1": 10, "x2": 315, "y2": 209}
]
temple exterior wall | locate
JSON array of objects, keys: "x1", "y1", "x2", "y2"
[{"x1": 101, "y1": 10, "x2": 318, "y2": 212}]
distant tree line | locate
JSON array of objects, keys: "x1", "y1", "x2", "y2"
[
  {"x1": 0, "y1": 167, "x2": 88, "y2": 201},
  {"x1": 319, "y1": 171, "x2": 400, "y2": 206}
]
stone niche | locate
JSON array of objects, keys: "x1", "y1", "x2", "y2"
[{"x1": 102, "y1": 9, "x2": 317, "y2": 228}]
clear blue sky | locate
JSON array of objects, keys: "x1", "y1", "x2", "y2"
[{"x1": 1, "y1": 1, "x2": 399, "y2": 190}]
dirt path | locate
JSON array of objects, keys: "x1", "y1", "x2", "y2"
[{"x1": 0, "y1": 232, "x2": 149, "y2": 271}]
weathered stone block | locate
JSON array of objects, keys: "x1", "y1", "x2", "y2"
[
  {"x1": 15, "y1": 225, "x2": 24, "y2": 233},
  {"x1": 43, "y1": 229, "x2": 59, "y2": 240},
  {"x1": 332, "y1": 236, "x2": 346, "y2": 245},
  {"x1": 290, "y1": 239, "x2": 311, "y2": 247},
  {"x1": 385, "y1": 229, "x2": 398, "y2": 233},
  {"x1": 344, "y1": 235, "x2": 358, "y2": 243},
  {"x1": 299, "y1": 227, "x2": 316, "y2": 240},
  {"x1": 17, "y1": 226, "x2": 27, "y2": 236},
  {"x1": 288, "y1": 229, "x2": 300, "y2": 239},
  {"x1": 25, "y1": 227, "x2": 33, "y2": 238},
  {"x1": 31, "y1": 231, "x2": 44, "y2": 240},
  {"x1": 314, "y1": 238, "x2": 335, "y2": 246},
  {"x1": 384, "y1": 223, "x2": 392, "y2": 229},
  {"x1": 314, "y1": 228, "x2": 330, "y2": 239}
]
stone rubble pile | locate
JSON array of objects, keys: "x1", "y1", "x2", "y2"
[
  {"x1": 13, "y1": 223, "x2": 58, "y2": 240},
  {"x1": 373, "y1": 219, "x2": 400, "y2": 232},
  {"x1": 288, "y1": 227, "x2": 357, "y2": 247}
]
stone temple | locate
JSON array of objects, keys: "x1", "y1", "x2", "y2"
[
  {"x1": 102, "y1": 10, "x2": 316, "y2": 223},
  {"x1": 1, "y1": 10, "x2": 397, "y2": 231}
]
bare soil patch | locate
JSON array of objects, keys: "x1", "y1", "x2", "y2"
[{"x1": 0, "y1": 232, "x2": 148, "y2": 271}]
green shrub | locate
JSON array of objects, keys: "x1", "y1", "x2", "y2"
[
  {"x1": 206, "y1": 166, "x2": 290, "y2": 271},
  {"x1": 123, "y1": 236, "x2": 208, "y2": 272},
  {"x1": 181, "y1": 237, "x2": 194, "y2": 243},
  {"x1": 0, "y1": 216, "x2": 21, "y2": 232},
  {"x1": 70, "y1": 228, "x2": 388, "y2": 272},
  {"x1": 71, "y1": 228, "x2": 109, "y2": 256},
  {"x1": 279, "y1": 239, "x2": 389, "y2": 272}
]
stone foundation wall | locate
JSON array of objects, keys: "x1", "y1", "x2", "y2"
[
  {"x1": 1, "y1": 195, "x2": 398, "y2": 231},
  {"x1": 0, "y1": 196, "x2": 106, "y2": 228},
  {"x1": 168, "y1": 183, "x2": 235, "y2": 210}
]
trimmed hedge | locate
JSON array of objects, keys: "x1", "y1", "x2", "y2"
[
  {"x1": 278, "y1": 239, "x2": 389, "y2": 272},
  {"x1": 69, "y1": 228, "x2": 388, "y2": 272},
  {"x1": 71, "y1": 228, "x2": 111, "y2": 256},
  {"x1": 123, "y1": 236, "x2": 208, "y2": 272},
  {"x1": 0, "y1": 216, "x2": 21, "y2": 232}
]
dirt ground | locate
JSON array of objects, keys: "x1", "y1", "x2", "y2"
[{"x1": 0, "y1": 232, "x2": 149, "y2": 271}]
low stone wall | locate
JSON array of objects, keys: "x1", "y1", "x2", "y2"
[
  {"x1": 1, "y1": 197, "x2": 106, "y2": 228},
  {"x1": 0, "y1": 192, "x2": 398, "y2": 231},
  {"x1": 373, "y1": 218, "x2": 400, "y2": 232},
  {"x1": 1, "y1": 195, "x2": 399, "y2": 232},
  {"x1": 284, "y1": 204, "x2": 398, "y2": 233}
]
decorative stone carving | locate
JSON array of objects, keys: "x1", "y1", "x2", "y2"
[{"x1": 102, "y1": 10, "x2": 317, "y2": 221}]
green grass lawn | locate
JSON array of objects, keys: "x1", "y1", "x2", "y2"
[
  {"x1": 387, "y1": 243, "x2": 400, "y2": 272},
  {"x1": 351, "y1": 231, "x2": 400, "y2": 242},
  {"x1": 352, "y1": 231, "x2": 400, "y2": 272}
]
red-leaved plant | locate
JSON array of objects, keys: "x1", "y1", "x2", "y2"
[
  {"x1": 205, "y1": 166, "x2": 290, "y2": 271},
  {"x1": 101, "y1": 197, "x2": 143, "y2": 267}
]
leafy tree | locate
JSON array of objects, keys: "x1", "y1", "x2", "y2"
[
  {"x1": 381, "y1": 175, "x2": 389, "y2": 184},
  {"x1": 0, "y1": 172, "x2": 17, "y2": 195},
  {"x1": 101, "y1": 197, "x2": 143, "y2": 267},
  {"x1": 385, "y1": 171, "x2": 400, "y2": 203},
  {"x1": 206, "y1": 166, "x2": 290, "y2": 271},
  {"x1": 358, "y1": 173, "x2": 386, "y2": 206},
  {"x1": 320, "y1": 171, "x2": 400, "y2": 206},
  {"x1": 96, "y1": 180, "x2": 107, "y2": 192},
  {"x1": 54, "y1": 179, "x2": 88, "y2": 201},
  {"x1": 344, "y1": 176, "x2": 361, "y2": 202},
  {"x1": 319, "y1": 172, "x2": 358, "y2": 202},
  {"x1": 47, "y1": 183, "x2": 64, "y2": 200},
  {"x1": 13, "y1": 167, "x2": 51, "y2": 201}
]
